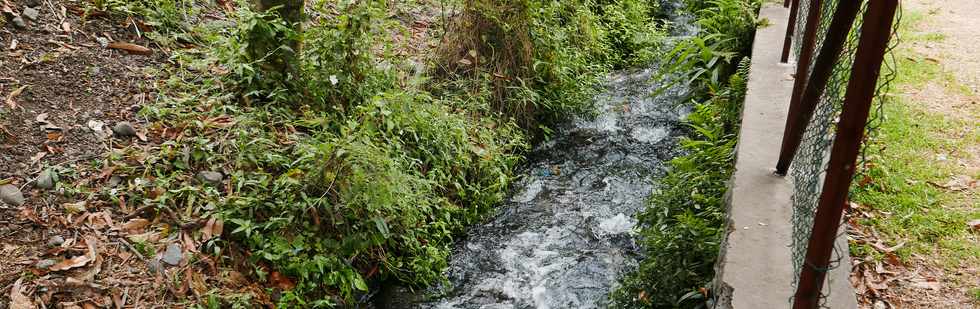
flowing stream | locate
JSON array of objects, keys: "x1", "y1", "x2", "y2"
[{"x1": 378, "y1": 5, "x2": 698, "y2": 309}]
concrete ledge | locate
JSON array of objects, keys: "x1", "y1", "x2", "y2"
[{"x1": 711, "y1": 5, "x2": 857, "y2": 309}]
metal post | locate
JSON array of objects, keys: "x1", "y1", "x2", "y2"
[
  {"x1": 777, "y1": 0, "x2": 865, "y2": 174},
  {"x1": 792, "y1": 1, "x2": 899, "y2": 308},
  {"x1": 774, "y1": 0, "x2": 823, "y2": 175},
  {"x1": 781, "y1": 0, "x2": 801, "y2": 63}
]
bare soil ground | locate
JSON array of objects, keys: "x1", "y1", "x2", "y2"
[
  {"x1": 0, "y1": 1, "x2": 249, "y2": 308},
  {"x1": 0, "y1": 0, "x2": 165, "y2": 176}
]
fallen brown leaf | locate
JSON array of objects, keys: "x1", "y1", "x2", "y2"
[
  {"x1": 117, "y1": 218, "x2": 150, "y2": 233},
  {"x1": 8, "y1": 278, "x2": 35, "y2": 309},
  {"x1": 50, "y1": 255, "x2": 91, "y2": 271},
  {"x1": 107, "y1": 42, "x2": 152, "y2": 55},
  {"x1": 1, "y1": 1, "x2": 15, "y2": 16},
  {"x1": 111, "y1": 290, "x2": 125, "y2": 309},
  {"x1": 200, "y1": 217, "x2": 224, "y2": 241},
  {"x1": 29, "y1": 151, "x2": 46, "y2": 163},
  {"x1": 5, "y1": 85, "x2": 26, "y2": 109},
  {"x1": 269, "y1": 271, "x2": 295, "y2": 290},
  {"x1": 910, "y1": 278, "x2": 941, "y2": 290},
  {"x1": 46, "y1": 131, "x2": 63, "y2": 142},
  {"x1": 870, "y1": 240, "x2": 906, "y2": 254}
]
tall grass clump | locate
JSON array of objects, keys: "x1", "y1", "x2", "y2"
[{"x1": 611, "y1": 0, "x2": 760, "y2": 307}]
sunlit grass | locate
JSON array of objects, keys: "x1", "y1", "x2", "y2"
[{"x1": 849, "y1": 3, "x2": 979, "y2": 278}]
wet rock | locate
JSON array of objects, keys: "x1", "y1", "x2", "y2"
[
  {"x1": 35, "y1": 169, "x2": 57, "y2": 189},
  {"x1": 196, "y1": 171, "x2": 223, "y2": 185},
  {"x1": 161, "y1": 243, "x2": 183, "y2": 265},
  {"x1": 22, "y1": 7, "x2": 38, "y2": 21},
  {"x1": 0, "y1": 184, "x2": 25, "y2": 206},
  {"x1": 112, "y1": 121, "x2": 137, "y2": 137},
  {"x1": 35, "y1": 259, "x2": 56, "y2": 269},
  {"x1": 47, "y1": 235, "x2": 65, "y2": 247},
  {"x1": 12, "y1": 16, "x2": 26, "y2": 29}
]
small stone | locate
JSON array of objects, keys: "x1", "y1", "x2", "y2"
[
  {"x1": 22, "y1": 7, "x2": 39, "y2": 21},
  {"x1": 96, "y1": 37, "x2": 109, "y2": 48},
  {"x1": 112, "y1": 121, "x2": 137, "y2": 137},
  {"x1": 196, "y1": 171, "x2": 223, "y2": 185},
  {"x1": 146, "y1": 259, "x2": 162, "y2": 273},
  {"x1": 12, "y1": 16, "x2": 26, "y2": 29},
  {"x1": 35, "y1": 259, "x2": 56, "y2": 269},
  {"x1": 161, "y1": 243, "x2": 183, "y2": 266},
  {"x1": 35, "y1": 169, "x2": 57, "y2": 189},
  {"x1": 108, "y1": 175, "x2": 123, "y2": 187},
  {"x1": 0, "y1": 184, "x2": 25, "y2": 206},
  {"x1": 46, "y1": 235, "x2": 65, "y2": 247},
  {"x1": 62, "y1": 201, "x2": 87, "y2": 214}
]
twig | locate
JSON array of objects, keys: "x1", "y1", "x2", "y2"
[{"x1": 115, "y1": 238, "x2": 147, "y2": 262}]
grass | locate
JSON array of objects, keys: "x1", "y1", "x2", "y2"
[{"x1": 848, "y1": 4, "x2": 980, "y2": 299}]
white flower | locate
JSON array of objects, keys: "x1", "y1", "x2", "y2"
[{"x1": 329, "y1": 75, "x2": 339, "y2": 85}]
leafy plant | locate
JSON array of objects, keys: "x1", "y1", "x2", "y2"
[
  {"x1": 611, "y1": 0, "x2": 760, "y2": 307},
  {"x1": 130, "y1": 1, "x2": 528, "y2": 307},
  {"x1": 105, "y1": 0, "x2": 685, "y2": 306},
  {"x1": 87, "y1": 0, "x2": 198, "y2": 40},
  {"x1": 437, "y1": 0, "x2": 667, "y2": 137},
  {"x1": 592, "y1": 0, "x2": 667, "y2": 68}
]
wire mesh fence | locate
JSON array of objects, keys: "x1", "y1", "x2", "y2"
[{"x1": 783, "y1": 0, "x2": 901, "y2": 307}]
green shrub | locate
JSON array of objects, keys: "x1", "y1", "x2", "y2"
[
  {"x1": 592, "y1": 0, "x2": 667, "y2": 68},
  {"x1": 438, "y1": 0, "x2": 666, "y2": 136}
]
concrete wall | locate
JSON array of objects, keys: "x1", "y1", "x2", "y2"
[{"x1": 710, "y1": 5, "x2": 857, "y2": 309}]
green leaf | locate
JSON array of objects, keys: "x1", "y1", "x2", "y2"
[{"x1": 352, "y1": 275, "x2": 368, "y2": 291}]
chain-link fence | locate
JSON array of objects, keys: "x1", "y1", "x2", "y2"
[{"x1": 780, "y1": 0, "x2": 901, "y2": 307}]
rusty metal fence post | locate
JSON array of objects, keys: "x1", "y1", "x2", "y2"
[
  {"x1": 791, "y1": 0, "x2": 900, "y2": 308},
  {"x1": 781, "y1": 0, "x2": 801, "y2": 63},
  {"x1": 777, "y1": 0, "x2": 864, "y2": 177},
  {"x1": 775, "y1": 0, "x2": 823, "y2": 175}
]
